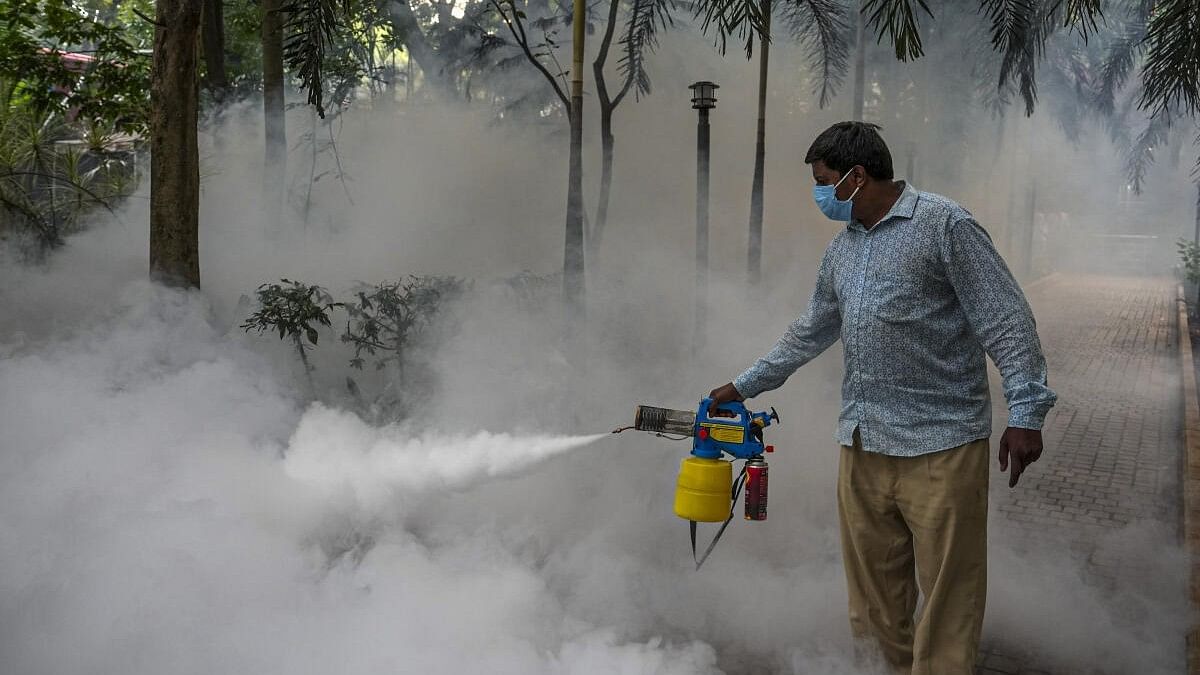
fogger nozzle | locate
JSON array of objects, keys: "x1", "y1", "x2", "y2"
[{"x1": 633, "y1": 405, "x2": 696, "y2": 437}]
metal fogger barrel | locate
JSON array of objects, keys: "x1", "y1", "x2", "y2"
[{"x1": 633, "y1": 405, "x2": 697, "y2": 437}]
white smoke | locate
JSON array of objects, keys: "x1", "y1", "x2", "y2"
[
  {"x1": 284, "y1": 404, "x2": 607, "y2": 509},
  {"x1": 0, "y1": 268, "x2": 1186, "y2": 674},
  {"x1": 0, "y1": 281, "x2": 721, "y2": 675}
]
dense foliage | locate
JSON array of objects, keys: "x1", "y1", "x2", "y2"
[{"x1": 0, "y1": 0, "x2": 151, "y2": 133}]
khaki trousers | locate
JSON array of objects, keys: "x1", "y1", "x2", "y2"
[{"x1": 838, "y1": 430, "x2": 989, "y2": 675}]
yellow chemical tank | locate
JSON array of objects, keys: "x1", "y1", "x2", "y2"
[{"x1": 673, "y1": 457, "x2": 732, "y2": 522}]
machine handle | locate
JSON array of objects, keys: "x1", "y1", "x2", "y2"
[{"x1": 698, "y1": 397, "x2": 746, "y2": 422}]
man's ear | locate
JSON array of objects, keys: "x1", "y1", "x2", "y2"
[{"x1": 853, "y1": 165, "x2": 868, "y2": 188}]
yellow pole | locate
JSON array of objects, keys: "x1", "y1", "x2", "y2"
[{"x1": 564, "y1": 0, "x2": 586, "y2": 320}]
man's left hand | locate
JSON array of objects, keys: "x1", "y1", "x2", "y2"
[{"x1": 999, "y1": 427, "x2": 1043, "y2": 488}]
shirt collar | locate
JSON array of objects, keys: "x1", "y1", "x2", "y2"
[{"x1": 847, "y1": 181, "x2": 918, "y2": 231}]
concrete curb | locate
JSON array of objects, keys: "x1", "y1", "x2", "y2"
[{"x1": 1175, "y1": 284, "x2": 1200, "y2": 675}]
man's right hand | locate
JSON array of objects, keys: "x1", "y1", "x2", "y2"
[{"x1": 707, "y1": 382, "x2": 744, "y2": 416}]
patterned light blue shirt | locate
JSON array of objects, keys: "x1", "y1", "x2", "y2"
[{"x1": 734, "y1": 182, "x2": 1056, "y2": 456}]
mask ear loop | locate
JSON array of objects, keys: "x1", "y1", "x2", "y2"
[{"x1": 834, "y1": 167, "x2": 862, "y2": 201}]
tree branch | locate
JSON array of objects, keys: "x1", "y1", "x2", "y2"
[
  {"x1": 593, "y1": 0, "x2": 622, "y2": 110},
  {"x1": 132, "y1": 7, "x2": 166, "y2": 27},
  {"x1": 491, "y1": 0, "x2": 571, "y2": 110}
]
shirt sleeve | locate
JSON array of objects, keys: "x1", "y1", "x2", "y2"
[
  {"x1": 943, "y1": 216, "x2": 1058, "y2": 429},
  {"x1": 733, "y1": 243, "x2": 843, "y2": 399}
]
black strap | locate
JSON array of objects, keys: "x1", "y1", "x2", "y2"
[{"x1": 689, "y1": 463, "x2": 747, "y2": 571}]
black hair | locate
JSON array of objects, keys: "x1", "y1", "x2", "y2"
[{"x1": 804, "y1": 121, "x2": 894, "y2": 180}]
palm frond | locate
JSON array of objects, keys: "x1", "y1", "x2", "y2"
[
  {"x1": 618, "y1": 0, "x2": 678, "y2": 101},
  {"x1": 1055, "y1": 0, "x2": 1103, "y2": 40},
  {"x1": 1139, "y1": 0, "x2": 1200, "y2": 116},
  {"x1": 1099, "y1": 90, "x2": 1136, "y2": 149},
  {"x1": 861, "y1": 0, "x2": 932, "y2": 62},
  {"x1": 964, "y1": 15, "x2": 1013, "y2": 116},
  {"x1": 778, "y1": 0, "x2": 850, "y2": 109},
  {"x1": 282, "y1": 0, "x2": 352, "y2": 117},
  {"x1": 1125, "y1": 107, "x2": 1172, "y2": 193},
  {"x1": 987, "y1": 0, "x2": 1058, "y2": 116},
  {"x1": 980, "y1": 0, "x2": 1036, "y2": 85},
  {"x1": 692, "y1": 0, "x2": 768, "y2": 57},
  {"x1": 1041, "y1": 43, "x2": 1093, "y2": 141},
  {"x1": 1095, "y1": 4, "x2": 1147, "y2": 114}
]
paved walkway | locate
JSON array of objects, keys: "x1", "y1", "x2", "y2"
[{"x1": 977, "y1": 274, "x2": 1184, "y2": 674}]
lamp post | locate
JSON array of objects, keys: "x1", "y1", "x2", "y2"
[{"x1": 690, "y1": 81, "x2": 718, "y2": 353}]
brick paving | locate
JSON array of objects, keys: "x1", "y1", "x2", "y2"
[{"x1": 976, "y1": 274, "x2": 1184, "y2": 674}]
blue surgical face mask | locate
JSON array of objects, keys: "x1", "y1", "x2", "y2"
[{"x1": 813, "y1": 170, "x2": 860, "y2": 222}]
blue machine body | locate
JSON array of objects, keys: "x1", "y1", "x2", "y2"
[{"x1": 691, "y1": 398, "x2": 779, "y2": 460}]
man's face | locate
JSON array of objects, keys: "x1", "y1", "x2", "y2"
[{"x1": 811, "y1": 160, "x2": 862, "y2": 201}]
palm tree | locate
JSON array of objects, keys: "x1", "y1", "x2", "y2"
[
  {"x1": 692, "y1": 0, "x2": 850, "y2": 284},
  {"x1": 851, "y1": 0, "x2": 865, "y2": 119},
  {"x1": 745, "y1": 0, "x2": 848, "y2": 285},
  {"x1": 853, "y1": 0, "x2": 1106, "y2": 113},
  {"x1": 745, "y1": 0, "x2": 772, "y2": 286},
  {"x1": 1092, "y1": 0, "x2": 1200, "y2": 243},
  {"x1": 565, "y1": 0, "x2": 585, "y2": 321},
  {"x1": 1024, "y1": 0, "x2": 1200, "y2": 249},
  {"x1": 488, "y1": 0, "x2": 586, "y2": 318}
]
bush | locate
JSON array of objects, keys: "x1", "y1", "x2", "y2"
[
  {"x1": 1178, "y1": 239, "x2": 1200, "y2": 285},
  {"x1": 240, "y1": 279, "x2": 341, "y2": 382},
  {"x1": 0, "y1": 99, "x2": 139, "y2": 258},
  {"x1": 341, "y1": 275, "x2": 468, "y2": 371},
  {"x1": 240, "y1": 275, "x2": 470, "y2": 421}
]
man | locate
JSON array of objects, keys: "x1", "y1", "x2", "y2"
[{"x1": 707, "y1": 122, "x2": 1056, "y2": 674}]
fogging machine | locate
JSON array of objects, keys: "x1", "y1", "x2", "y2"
[{"x1": 617, "y1": 398, "x2": 780, "y2": 569}]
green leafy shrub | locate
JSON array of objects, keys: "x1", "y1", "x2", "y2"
[
  {"x1": 1178, "y1": 239, "x2": 1200, "y2": 284},
  {"x1": 339, "y1": 275, "x2": 468, "y2": 422},
  {"x1": 240, "y1": 275, "x2": 481, "y2": 419},
  {"x1": 0, "y1": 95, "x2": 139, "y2": 257},
  {"x1": 341, "y1": 275, "x2": 469, "y2": 371},
  {"x1": 240, "y1": 279, "x2": 341, "y2": 381}
]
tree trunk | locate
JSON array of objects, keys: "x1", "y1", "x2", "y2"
[
  {"x1": 589, "y1": 0, "x2": 622, "y2": 256},
  {"x1": 1003, "y1": 112, "x2": 1019, "y2": 257},
  {"x1": 1194, "y1": 180, "x2": 1199, "y2": 245},
  {"x1": 386, "y1": 0, "x2": 454, "y2": 98},
  {"x1": 852, "y1": 1, "x2": 865, "y2": 120},
  {"x1": 593, "y1": 109, "x2": 614, "y2": 255},
  {"x1": 201, "y1": 0, "x2": 227, "y2": 96},
  {"x1": 563, "y1": 0, "x2": 586, "y2": 323},
  {"x1": 149, "y1": 0, "x2": 202, "y2": 288},
  {"x1": 1023, "y1": 182, "x2": 1037, "y2": 280},
  {"x1": 406, "y1": 54, "x2": 414, "y2": 102},
  {"x1": 747, "y1": 0, "x2": 770, "y2": 286},
  {"x1": 262, "y1": 0, "x2": 286, "y2": 216}
]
